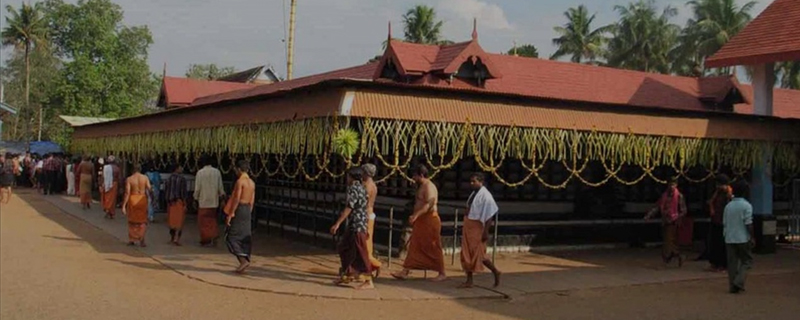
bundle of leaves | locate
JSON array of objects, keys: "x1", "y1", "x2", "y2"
[{"x1": 332, "y1": 128, "x2": 360, "y2": 159}]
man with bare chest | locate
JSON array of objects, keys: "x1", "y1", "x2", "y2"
[
  {"x1": 122, "y1": 164, "x2": 153, "y2": 247},
  {"x1": 391, "y1": 165, "x2": 446, "y2": 282},
  {"x1": 361, "y1": 164, "x2": 382, "y2": 276},
  {"x1": 223, "y1": 160, "x2": 256, "y2": 274}
]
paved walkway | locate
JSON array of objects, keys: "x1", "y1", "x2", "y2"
[{"x1": 31, "y1": 192, "x2": 800, "y2": 301}]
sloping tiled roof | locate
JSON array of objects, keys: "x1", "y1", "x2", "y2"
[
  {"x1": 189, "y1": 38, "x2": 800, "y2": 119},
  {"x1": 192, "y1": 63, "x2": 378, "y2": 106},
  {"x1": 217, "y1": 66, "x2": 265, "y2": 83},
  {"x1": 706, "y1": 0, "x2": 800, "y2": 67},
  {"x1": 58, "y1": 116, "x2": 116, "y2": 127},
  {"x1": 160, "y1": 76, "x2": 257, "y2": 108}
]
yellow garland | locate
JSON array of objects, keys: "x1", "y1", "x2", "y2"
[{"x1": 71, "y1": 116, "x2": 800, "y2": 188}]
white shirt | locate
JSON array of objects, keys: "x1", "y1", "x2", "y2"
[
  {"x1": 193, "y1": 165, "x2": 225, "y2": 208},
  {"x1": 466, "y1": 186, "x2": 499, "y2": 223}
]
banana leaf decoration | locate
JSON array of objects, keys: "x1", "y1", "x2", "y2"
[{"x1": 332, "y1": 128, "x2": 360, "y2": 159}]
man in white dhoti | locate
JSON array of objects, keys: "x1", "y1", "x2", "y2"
[{"x1": 459, "y1": 172, "x2": 501, "y2": 288}]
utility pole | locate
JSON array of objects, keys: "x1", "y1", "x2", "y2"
[{"x1": 287, "y1": 0, "x2": 297, "y2": 80}]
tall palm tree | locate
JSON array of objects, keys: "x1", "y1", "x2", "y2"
[
  {"x1": 2, "y1": 2, "x2": 48, "y2": 140},
  {"x1": 777, "y1": 61, "x2": 800, "y2": 90},
  {"x1": 550, "y1": 5, "x2": 612, "y2": 63},
  {"x1": 606, "y1": 0, "x2": 680, "y2": 74},
  {"x1": 402, "y1": 5, "x2": 444, "y2": 44},
  {"x1": 686, "y1": 0, "x2": 756, "y2": 74}
]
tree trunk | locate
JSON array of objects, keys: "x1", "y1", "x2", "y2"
[{"x1": 12, "y1": 45, "x2": 32, "y2": 140}]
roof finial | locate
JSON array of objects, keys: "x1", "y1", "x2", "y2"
[
  {"x1": 472, "y1": 18, "x2": 478, "y2": 40},
  {"x1": 388, "y1": 21, "x2": 392, "y2": 43},
  {"x1": 162, "y1": 62, "x2": 167, "y2": 78}
]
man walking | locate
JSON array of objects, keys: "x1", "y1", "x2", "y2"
[
  {"x1": 223, "y1": 160, "x2": 256, "y2": 274},
  {"x1": 459, "y1": 173, "x2": 501, "y2": 288},
  {"x1": 102, "y1": 156, "x2": 121, "y2": 219},
  {"x1": 194, "y1": 156, "x2": 226, "y2": 247},
  {"x1": 391, "y1": 165, "x2": 446, "y2": 282},
  {"x1": 42, "y1": 154, "x2": 59, "y2": 195},
  {"x1": 723, "y1": 180, "x2": 754, "y2": 294},
  {"x1": 361, "y1": 164, "x2": 383, "y2": 276},
  {"x1": 165, "y1": 166, "x2": 188, "y2": 245}
]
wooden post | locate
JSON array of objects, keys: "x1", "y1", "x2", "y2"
[
  {"x1": 388, "y1": 207, "x2": 394, "y2": 269},
  {"x1": 287, "y1": 0, "x2": 297, "y2": 80},
  {"x1": 492, "y1": 211, "x2": 499, "y2": 264},
  {"x1": 452, "y1": 209, "x2": 458, "y2": 265}
]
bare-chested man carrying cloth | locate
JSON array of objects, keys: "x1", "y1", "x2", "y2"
[{"x1": 392, "y1": 165, "x2": 446, "y2": 282}]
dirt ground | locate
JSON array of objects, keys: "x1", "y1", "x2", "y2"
[{"x1": 2, "y1": 191, "x2": 799, "y2": 320}]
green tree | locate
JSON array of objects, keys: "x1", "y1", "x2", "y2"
[
  {"x1": 185, "y1": 64, "x2": 237, "y2": 80},
  {"x1": 43, "y1": 0, "x2": 158, "y2": 119},
  {"x1": 0, "y1": 47, "x2": 60, "y2": 141},
  {"x1": 402, "y1": 5, "x2": 445, "y2": 44},
  {"x1": 550, "y1": 5, "x2": 611, "y2": 63},
  {"x1": 684, "y1": 0, "x2": 756, "y2": 75},
  {"x1": 2, "y1": 2, "x2": 49, "y2": 139},
  {"x1": 606, "y1": 0, "x2": 680, "y2": 73},
  {"x1": 777, "y1": 61, "x2": 800, "y2": 90},
  {"x1": 509, "y1": 44, "x2": 539, "y2": 58}
]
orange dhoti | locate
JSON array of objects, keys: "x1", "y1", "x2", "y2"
[
  {"x1": 168, "y1": 200, "x2": 187, "y2": 231},
  {"x1": 79, "y1": 174, "x2": 93, "y2": 206},
  {"x1": 198, "y1": 208, "x2": 219, "y2": 245},
  {"x1": 460, "y1": 218, "x2": 487, "y2": 273},
  {"x1": 366, "y1": 216, "x2": 382, "y2": 269},
  {"x1": 127, "y1": 194, "x2": 148, "y2": 242},
  {"x1": 403, "y1": 212, "x2": 445, "y2": 272},
  {"x1": 103, "y1": 185, "x2": 118, "y2": 216}
]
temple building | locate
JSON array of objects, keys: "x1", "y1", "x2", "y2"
[{"x1": 70, "y1": 22, "x2": 800, "y2": 251}]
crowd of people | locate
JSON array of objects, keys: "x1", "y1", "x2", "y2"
[
  {"x1": 645, "y1": 175, "x2": 755, "y2": 294},
  {"x1": 4, "y1": 149, "x2": 755, "y2": 294},
  {"x1": 0, "y1": 151, "x2": 85, "y2": 204},
  {"x1": 64, "y1": 155, "x2": 504, "y2": 291}
]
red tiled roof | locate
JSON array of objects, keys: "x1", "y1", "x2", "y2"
[
  {"x1": 705, "y1": 0, "x2": 800, "y2": 67},
  {"x1": 161, "y1": 76, "x2": 257, "y2": 108},
  {"x1": 192, "y1": 63, "x2": 377, "y2": 106},
  {"x1": 190, "y1": 39, "x2": 800, "y2": 119},
  {"x1": 735, "y1": 86, "x2": 800, "y2": 118}
]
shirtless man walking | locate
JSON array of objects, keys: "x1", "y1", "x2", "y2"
[
  {"x1": 362, "y1": 164, "x2": 383, "y2": 276},
  {"x1": 392, "y1": 165, "x2": 446, "y2": 282},
  {"x1": 223, "y1": 160, "x2": 256, "y2": 274},
  {"x1": 122, "y1": 164, "x2": 153, "y2": 247}
]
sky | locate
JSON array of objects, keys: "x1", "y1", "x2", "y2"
[{"x1": 1, "y1": 0, "x2": 771, "y2": 79}]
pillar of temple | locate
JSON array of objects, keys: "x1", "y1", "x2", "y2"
[{"x1": 749, "y1": 62, "x2": 777, "y2": 253}]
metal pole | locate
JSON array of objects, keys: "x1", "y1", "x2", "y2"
[
  {"x1": 452, "y1": 209, "x2": 458, "y2": 265},
  {"x1": 388, "y1": 207, "x2": 394, "y2": 269},
  {"x1": 492, "y1": 211, "x2": 499, "y2": 264}
]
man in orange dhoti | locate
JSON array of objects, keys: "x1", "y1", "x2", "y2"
[
  {"x1": 459, "y1": 173, "x2": 501, "y2": 288},
  {"x1": 194, "y1": 156, "x2": 226, "y2": 247},
  {"x1": 122, "y1": 164, "x2": 152, "y2": 247},
  {"x1": 102, "y1": 156, "x2": 121, "y2": 219},
  {"x1": 361, "y1": 164, "x2": 382, "y2": 277},
  {"x1": 392, "y1": 165, "x2": 446, "y2": 282},
  {"x1": 166, "y1": 166, "x2": 188, "y2": 245},
  {"x1": 78, "y1": 157, "x2": 94, "y2": 210}
]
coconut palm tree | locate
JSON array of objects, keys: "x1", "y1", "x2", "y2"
[
  {"x1": 550, "y1": 5, "x2": 612, "y2": 63},
  {"x1": 606, "y1": 0, "x2": 680, "y2": 74},
  {"x1": 402, "y1": 5, "x2": 445, "y2": 45},
  {"x1": 686, "y1": 0, "x2": 756, "y2": 74},
  {"x1": 777, "y1": 61, "x2": 800, "y2": 90},
  {"x1": 2, "y1": 2, "x2": 48, "y2": 140}
]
